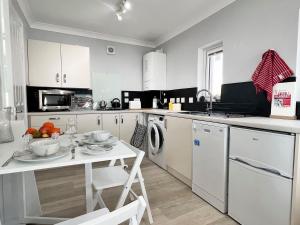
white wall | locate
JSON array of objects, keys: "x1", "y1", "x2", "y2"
[
  {"x1": 159, "y1": 0, "x2": 300, "y2": 90},
  {"x1": 27, "y1": 29, "x2": 152, "y2": 103}
]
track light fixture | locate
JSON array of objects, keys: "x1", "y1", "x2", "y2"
[{"x1": 115, "y1": 0, "x2": 131, "y2": 21}]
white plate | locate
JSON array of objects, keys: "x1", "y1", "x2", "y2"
[
  {"x1": 82, "y1": 136, "x2": 118, "y2": 145},
  {"x1": 14, "y1": 147, "x2": 70, "y2": 163},
  {"x1": 78, "y1": 146, "x2": 113, "y2": 155}
]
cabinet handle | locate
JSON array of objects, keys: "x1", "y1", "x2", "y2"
[
  {"x1": 97, "y1": 117, "x2": 101, "y2": 126},
  {"x1": 56, "y1": 73, "x2": 60, "y2": 83},
  {"x1": 121, "y1": 115, "x2": 124, "y2": 124},
  {"x1": 63, "y1": 74, "x2": 67, "y2": 83},
  {"x1": 115, "y1": 116, "x2": 118, "y2": 125},
  {"x1": 49, "y1": 117, "x2": 60, "y2": 120},
  {"x1": 165, "y1": 119, "x2": 167, "y2": 130}
]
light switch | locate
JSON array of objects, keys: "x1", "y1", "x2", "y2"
[
  {"x1": 124, "y1": 98, "x2": 129, "y2": 103},
  {"x1": 124, "y1": 92, "x2": 129, "y2": 97},
  {"x1": 189, "y1": 97, "x2": 194, "y2": 103},
  {"x1": 181, "y1": 97, "x2": 185, "y2": 103}
]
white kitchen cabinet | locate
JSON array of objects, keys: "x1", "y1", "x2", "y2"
[
  {"x1": 28, "y1": 40, "x2": 91, "y2": 89},
  {"x1": 28, "y1": 40, "x2": 61, "y2": 87},
  {"x1": 165, "y1": 116, "x2": 193, "y2": 186},
  {"x1": 143, "y1": 52, "x2": 166, "y2": 91},
  {"x1": 102, "y1": 113, "x2": 120, "y2": 138},
  {"x1": 119, "y1": 113, "x2": 139, "y2": 143},
  {"x1": 29, "y1": 114, "x2": 76, "y2": 132},
  {"x1": 61, "y1": 44, "x2": 91, "y2": 89},
  {"x1": 77, "y1": 114, "x2": 102, "y2": 133}
]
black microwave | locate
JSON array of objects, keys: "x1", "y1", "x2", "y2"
[{"x1": 39, "y1": 89, "x2": 74, "y2": 111}]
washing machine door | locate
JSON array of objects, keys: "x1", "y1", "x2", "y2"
[{"x1": 148, "y1": 122, "x2": 164, "y2": 156}]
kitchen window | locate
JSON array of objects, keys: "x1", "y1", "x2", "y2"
[
  {"x1": 205, "y1": 47, "x2": 223, "y2": 99},
  {"x1": 198, "y1": 43, "x2": 224, "y2": 100}
]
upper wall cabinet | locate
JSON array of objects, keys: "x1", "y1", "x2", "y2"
[
  {"x1": 143, "y1": 52, "x2": 166, "y2": 91},
  {"x1": 28, "y1": 40, "x2": 91, "y2": 89}
]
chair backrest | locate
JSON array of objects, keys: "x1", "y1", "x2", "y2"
[{"x1": 65, "y1": 196, "x2": 146, "y2": 225}]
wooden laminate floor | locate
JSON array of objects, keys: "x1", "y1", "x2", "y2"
[{"x1": 35, "y1": 158, "x2": 238, "y2": 225}]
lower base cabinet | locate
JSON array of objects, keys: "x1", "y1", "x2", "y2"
[
  {"x1": 77, "y1": 114, "x2": 102, "y2": 133},
  {"x1": 165, "y1": 116, "x2": 193, "y2": 186}
]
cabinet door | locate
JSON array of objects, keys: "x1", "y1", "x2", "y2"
[
  {"x1": 165, "y1": 116, "x2": 193, "y2": 185},
  {"x1": 102, "y1": 114, "x2": 120, "y2": 138},
  {"x1": 28, "y1": 40, "x2": 62, "y2": 87},
  {"x1": 77, "y1": 114, "x2": 102, "y2": 133},
  {"x1": 120, "y1": 113, "x2": 139, "y2": 143},
  {"x1": 61, "y1": 44, "x2": 91, "y2": 89},
  {"x1": 29, "y1": 115, "x2": 76, "y2": 133}
]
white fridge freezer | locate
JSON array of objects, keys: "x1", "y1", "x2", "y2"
[{"x1": 228, "y1": 127, "x2": 295, "y2": 225}]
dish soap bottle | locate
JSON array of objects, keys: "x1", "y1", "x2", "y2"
[{"x1": 152, "y1": 96, "x2": 158, "y2": 109}]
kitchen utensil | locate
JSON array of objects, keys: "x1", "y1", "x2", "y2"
[
  {"x1": 30, "y1": 139, "x2": 60, "y2": 156},
  {"x1": 92, "y1": 130, "x2": 111, "y2": 142},
  {"x1": 99, "y1": 100, "x2": 107, "y2": 110},
  {"x1": 1, "y1": 150, "x2": 31, "y2": 167},
  {"x1": 111, "y1": 98, "x2": 121, "y2": 109},
  {"x1": 0, "y1": 107, "x2": 14, "y2": 143}
]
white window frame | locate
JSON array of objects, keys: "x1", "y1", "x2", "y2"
[{"x1": 197, "y1": 41, "x2": 223, "y2": 100}]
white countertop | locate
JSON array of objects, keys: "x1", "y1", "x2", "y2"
[{"x1": 28, "y1": 109, "x2": 300, "y2": 134}]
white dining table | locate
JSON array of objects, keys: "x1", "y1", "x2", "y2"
[{"x1": 0, "y1": 121, "x2": 136, "y2": 225}]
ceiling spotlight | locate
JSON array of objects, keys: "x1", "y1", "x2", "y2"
[
  {"x1": 116, "y1": 13, "x2": 123, "y2": 21},
  {"x1": 123, "y1": 0, "x2": 131, "y2": 10}
]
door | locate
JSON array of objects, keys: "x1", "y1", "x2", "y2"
[
  {"x1": 102, "y1": 113, "x2": 120, "y2": 138},
  {"x1": 148, "y1": 121, "x2": 164, "y2": 156},
  {"x1": 28, "y1": 40, "x2": 61, "y2": 87},
  {"x1": 165, "y1": 116, "x2": 193, "y2": 183},
  {"x1": 61, "y1": 44, "x2": 91, "y2": 89},
  {"x1": 119, "y1": 113, "x2": 139, "y2": 143},
  {"x1": 77, "y1": 114, "x2": 102, "y2": 133},
  {"x1": 228, "y1": 159, "x2": 292, "y2": 225}
]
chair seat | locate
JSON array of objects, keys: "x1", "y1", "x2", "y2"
[
  {"x1": 92, "y1": 166, "x2": 138, "y2": 190},
  {"x1": 56, "y1": 208, "x2": 109, "y2": 225}
]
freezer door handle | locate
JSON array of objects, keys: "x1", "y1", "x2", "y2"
[{"x1": 231, "y1": 157, "x2": 289, "y2": 179}]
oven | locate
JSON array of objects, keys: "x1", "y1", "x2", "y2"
[{"x1": 39, "y1": 89, "x2": 74, "y2": 111}]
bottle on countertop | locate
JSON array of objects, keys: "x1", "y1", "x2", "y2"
[{"x1": 152, "y1": 96, "x2": 158, "y2": 109}]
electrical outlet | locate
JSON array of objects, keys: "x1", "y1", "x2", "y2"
[
  {"x1": 164, "y1": 98, "x2": 168, "y2": 103},
  {"x1": 181, "y1": 97, "x2": 185, "y2": 103},
  {"x1": 170, "y1": 98, "x2": 175, "y2": 103},
  {"x1": 189, "y1": 97, "x2": 194, "y2": 103},
  {"x1": 124, "y1": 92, "x2": 129, "y2": 97},
  {"x1": 124, "y1": 98, "x2": 129, "y2": 103},
  {"x1": 176, "y1": 98, "x2": 180, "y2": 103}
]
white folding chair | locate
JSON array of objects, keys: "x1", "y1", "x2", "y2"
[
  {"x1": 56, "y1": 196, "x2": 146, "y2": 225},
  {"x1": 92, "y1": 141, "x2": 153, "y2": 224}
]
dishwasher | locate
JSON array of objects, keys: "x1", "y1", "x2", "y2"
[
  {"x1": 192, "y1": 121, "x2": 229, "y2": 213},
  {"x1": 228, "y1": 127, "x2": 295, "y2": 225}
]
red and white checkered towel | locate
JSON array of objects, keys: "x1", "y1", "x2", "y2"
[{"x1": 252, "y1": 49, "x2": 294, "y2": 101}]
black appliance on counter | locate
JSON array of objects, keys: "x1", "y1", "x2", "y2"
[{"x1": 213, "y1": 81, "x2": 271, "y2": 117}]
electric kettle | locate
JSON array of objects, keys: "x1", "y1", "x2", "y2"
[{"x1": 111, "y1": 98, "x2": 121, "y2": 109}]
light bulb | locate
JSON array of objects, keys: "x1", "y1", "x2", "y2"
[
  {"x1": 124, "y1": 1, "x2": 131, "y2": 10},
  {"x1": 116, "y1": 13, "x2": 123, "y2": 21}
]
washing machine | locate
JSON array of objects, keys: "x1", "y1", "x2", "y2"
[{"x1": 147, "y1": 114, "x2": 167, "y2": 170}]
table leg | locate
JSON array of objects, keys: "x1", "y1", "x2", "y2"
[{"x1": 85, "y1": 163, "x2": 93, "y2": 213}]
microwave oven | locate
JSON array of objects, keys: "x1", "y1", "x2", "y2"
[{"x1": 39, "y1": 89, "x2": 74, "y2": 111}]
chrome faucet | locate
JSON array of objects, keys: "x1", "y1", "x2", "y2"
[{"x1": 196, "y1": 89, "x2": 213, "y2": 113}]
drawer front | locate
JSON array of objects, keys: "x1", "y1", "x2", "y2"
[
  {"x1": 30, "y1": 115, "x2": 76, "y2": 132},
  {"x1": 228, "y1": 160, "x2": 292, "y2": 225},
  {"x1": 230, "y1": 127, "x2": 295, "y2": 177}
]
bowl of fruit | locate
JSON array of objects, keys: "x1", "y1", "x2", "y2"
[{"x1": 25, "y1": 122, "x2": 61, "y2": 139}]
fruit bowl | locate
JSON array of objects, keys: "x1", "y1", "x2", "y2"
[
  {"x1": 30, "y1": 139, "x2": 60, "y2": 156},
  {"x1": 26, "y1": 122, "x2": 61, "y2": 139}
]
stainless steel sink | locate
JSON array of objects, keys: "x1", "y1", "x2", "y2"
[
  {"x1": 178, "y1": 111, "x2": 209, "y2": 116},
  {"x1": 178, "y1": 111, "x2": 248, "y2": 118}
]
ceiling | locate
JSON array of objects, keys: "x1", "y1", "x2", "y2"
[{"x1": 18, "y1": 0, "x2": 236, "y2": 47}]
